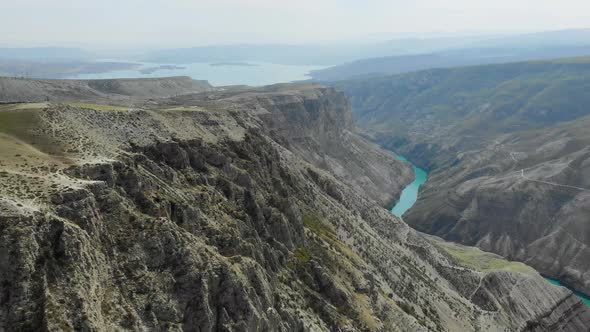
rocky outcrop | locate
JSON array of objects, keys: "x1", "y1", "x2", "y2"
[
  {"x1": 0, "y1": 81, "x2": 589, "y2": 331},
  {"x1": 158, "y1": 84, "x2": 414, "y2": 207}
]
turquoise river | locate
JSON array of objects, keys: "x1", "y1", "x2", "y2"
[
  {"x1": 390, "y1": 153, "x2": 590, "y2": 308},
  {"x1": 545, "y1": 277, "x2": 590, "y2": 307},
  {"x1": 390, "y1": 154, "x2": 428, "y2": 218}
]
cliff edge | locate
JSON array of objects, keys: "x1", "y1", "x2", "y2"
[{"x1": 0, "y1": 80, "x2": 588, "y2": 331}]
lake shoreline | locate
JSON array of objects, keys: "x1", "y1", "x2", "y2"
[{"x1": 65, "y1": 60, "x2": 328, "y2": 87}]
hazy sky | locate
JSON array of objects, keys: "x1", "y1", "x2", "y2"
[{"x1": 3, "y1": 0, "x2": 590, "y2": 47}]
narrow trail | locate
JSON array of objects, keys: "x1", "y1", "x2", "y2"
[
  {"x1": 505, "y1": 146, "x2": 589, "y2": 192},
  {"x1": 520, "y1": 169, "x2": 590, "y2": 192},
  {"x1": 469, "y1": 277, "x2": 484, "y2": 301}
]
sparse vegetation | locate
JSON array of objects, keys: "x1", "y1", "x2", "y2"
[
  {"x1": 437, "y1": 242, "x2": 535, "y2": 274},
  {"x1": 66, "y1": 102, "x2": 130, "y2": 111},
  {"x1": 303, "y1": 213, "x2": 335, "y2": 238},
  {"x1": 293, "y1": 246, "x2": 311, "y2": 264}
]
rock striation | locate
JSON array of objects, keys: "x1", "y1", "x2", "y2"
[{"x1": 0, "y1": 79, "x2": 589, "y2": 331}]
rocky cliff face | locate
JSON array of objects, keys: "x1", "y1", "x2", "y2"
[
  {"x1": 0, "y1": 81, "x2": 589, "y2": 331},
  {"x1": 164, "y1": 84, "x2": 414, "y2": 207}
]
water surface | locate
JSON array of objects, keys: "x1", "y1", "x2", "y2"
[
  {"x1": 390, "y1": 154, "x2": 428, "y2": 217},
  {"x1": 545, "y1": 277, "x2": 590, "y2": 307},
  {"x1": 67, "y1": 60, "x2": 326, "y2": 87}
]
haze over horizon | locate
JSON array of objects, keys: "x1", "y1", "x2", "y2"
[
  {"x1": 4, "y1": 0, "x2": 590, "y2": 330},
  {"x1": 3, "y1": 0, "x2": 590, "y2": 48}
]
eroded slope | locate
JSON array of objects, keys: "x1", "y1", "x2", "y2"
[{"x1": 0, "y1": 83, "x2": 589, "y2": 331}]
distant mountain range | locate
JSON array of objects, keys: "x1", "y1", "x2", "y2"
[
  {"x1": 0, "y1": 47, "x2": 91, "y2": 61},
  {"x1": 3, "y1": 28, "x2": 590, "y2": 81},
  {"x1": 310, "y1": 29, "x2": 590, "y2": 81},
  {"x1": 143, "y1": 29, "x2": 590, "y2": 67},
  {"x1": 310, "y1": 45, "x2": 590, "y2": 81}
]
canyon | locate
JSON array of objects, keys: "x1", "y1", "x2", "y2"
[
  {"x1": 335, "y1": 56, "x2": 590, "y2": 303},
  {"x1": 1, "y1": 76, "x2": 589, "y2": 330}
]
